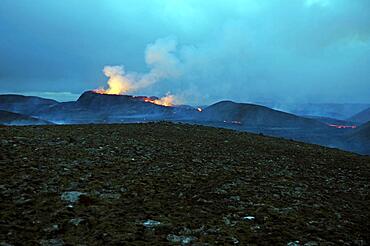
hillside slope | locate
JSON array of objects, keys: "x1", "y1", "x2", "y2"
[
  {"x1": 343, "y1": 121, "x2": 370, "y2": 154},
  {"x1": 348, "y1": 107, "x2": 370, "y2": 123},
  {"x1": 0, "y1": 123, "x2": 368, "y2": 245},
  {"x1": 0, "y1": 94, "x2": 58, "y2": 115},
  {"x1": 200, "y1": 101, "x2": 326, "y2": 128},
  {"x1": 0, "y1": 110, "x2": 53, "y2": 126}
]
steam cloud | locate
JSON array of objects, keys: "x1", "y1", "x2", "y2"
[{"x1": 97, "y1": 37, "x2": 182, "y2": 95}]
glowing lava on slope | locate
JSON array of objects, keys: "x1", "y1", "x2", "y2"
[
  {"x1": 93, "y1": 65, "x2": 178, "y2": 107},
  {"x1": 93, "y1": 89, "x2": 177, "y2": 107},
  {"x1": 142, "y1": 94, "x2": 175, "y2": 107},
  {"x1": 93, "y1": 79, "x2": 177, "y2": 107},
  {"x1": 327, "y1": 124, "x2": 357, "y2": 129}
]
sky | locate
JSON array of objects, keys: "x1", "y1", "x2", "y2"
[{"x1": 0, "y1": 0, "x2": 369, "y2": 104}]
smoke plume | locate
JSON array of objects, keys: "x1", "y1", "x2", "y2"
[{"x1": 96, "y1": 37, "x2": 182, "y2": 95}]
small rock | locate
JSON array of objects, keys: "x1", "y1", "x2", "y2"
[
  {"x1": 40, "y1": 239, "x2": 64, "y2": 246},
  {"x1": 353, "y1": 240, "x2": 366, "y2": 246},
  {"x1": 143, "y1": 219, "x2": 161, "y2": 228},
  {"x1": 99, "y1": 193, "x2": 121, "y2": 200},
  {"x1": 304, "y1": 242, "x2": 318, "y2": 246},
  {"x1": 223, "y1": 216, "x2": 236, "y2": 226},
  {"x1": 1, "y1": 140, "x2": 9, "y2": 145},
  {"x1": 243, "y1": 216, "x2": 255, "y2": 221},
  {"x1": 15, "y1": 198, "x2": 33, "y2": 205},
  {"x1": 167, "y1": 234, "x2": 197, "y2": 245},
  {"x1": 61, "y1": 191, "x2": 86, "y2": 203},
  {"x1": 69, "y1": 218, "x2": 84, "y2": 226},
  {"x1": 120, "y1": 187, "x2": 128, "y2": 192},
  {"x1": 287, "y1": 241, "x2": 300, "y2": 246},
  {"x1": 231, "y1": 236, "x2": 239, "y2": 244},
  {"x1": 230, "y1": 196, "x2": 240, "y2": 201},
  {"x1": 43, "y1": 224, "x2": 59, "y2": 233},
  {"x1": 0, "y1": 242, "x2": 14, "y2": 246}
]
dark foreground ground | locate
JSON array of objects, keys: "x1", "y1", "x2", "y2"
[{"x1": 0, "y1": 122, "x2": 369, "y2": 245}]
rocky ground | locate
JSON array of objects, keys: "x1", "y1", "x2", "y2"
[{"x1": 0, "y1": 122, "x2": 369, "y2": 245}]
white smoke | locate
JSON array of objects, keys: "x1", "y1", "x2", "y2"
[{"x1": 98, "y1": 37, "x2": 182, "y2": 95}]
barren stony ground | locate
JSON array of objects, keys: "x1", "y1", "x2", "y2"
[{"x1": 0, "y1": 122, "x2": 369, "y2": 245}]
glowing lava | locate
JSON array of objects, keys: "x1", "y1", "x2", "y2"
[
  {"x1": 142, "y1": 94, "x2": 175, "y2": 107},
  {"x1": 94, "y1": 66, "x2": 135, "y2": 95},
  {"x1": 92, "y1": 89, "x2": 177, "y2": 107},
  {"x1": 327, "y1": 124, "x2": 357, "y2": 129}
]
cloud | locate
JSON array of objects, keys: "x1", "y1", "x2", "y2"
[
  {"x1": 0, "y1": 0, "x2": 370, "y2": 103},
  {"x1": 96, "y1": 37, "x2": 183, "y2": 95}
]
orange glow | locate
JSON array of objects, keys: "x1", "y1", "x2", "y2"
[
  {"x1": 328, "y1": 124, "x2": 357, "y2": 129},
  {"x1": 93, "y1": 66, "x2": 135, "y2": 95},
  {"x1": 140, "y1": 94, "x2": 176, "y2": 107}
]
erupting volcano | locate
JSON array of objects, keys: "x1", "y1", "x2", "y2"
[
  {"x1": 92, "y1": 66, "x2": 178, "y2": 107},
  {"x1": 92, "y1": 37, "x2": 183, "y2": 107}
]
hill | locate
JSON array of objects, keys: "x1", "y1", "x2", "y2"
[
  {"x1": 348, "y1": 107, "x2": 370, "y2": 123},
  {"x1": 0, "y1": 110, "x2": 53, "y2": 126},
  {"x1": 0, "y1": 122, "x2": 368, "y2": 245},
  {"x1": 305, "y1": 116, "x2": 357, "y2": 126},
  {"x1": 262, "y1": 102, "x2": 370, "y2": 120},
  {"x1": 200, "y1": 101, "x2": 326, "y2": 128},
  {"x1": 0, "y1": 94, "x2": 58, "y2": 115},
  {"x1": 35, "y1": 91, "x2": 197, "y2": 123},
  {"x1": 0, "y1": 93, "x2": 367, "y2": 155},
  {"x1": 343, "y1": 121, "x2": 370, "y2": 155}
]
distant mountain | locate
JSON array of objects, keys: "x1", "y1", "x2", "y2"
[
  {"x1": 1, "y1": 92, "x2": 368, "y2": 155},
  {"x1": 348, "y1": 107, "x2": 370, "y2": 124},
  {"x1": 0, "y1": 110, "x2": 52, "y2": 126},
  {"x1": 0, "y1": 94, "x2": 59, "y2": 116},
  {"x1": 306, "y1": 116, "x2": 357, "y2": 126},
  {"x1": 35, "y1": 91, "x2": 198, "y2": 123},
  {"x1": 199, "y1": 101, "x2": 326, "y2": 128},
  {"x1": 261, "y1": 102, "x2": 370, "y2": 120}
]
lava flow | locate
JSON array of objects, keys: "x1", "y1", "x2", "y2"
[
  {"x1": 142, "y1": 94, "x2": 175, "y2": 107},
  {"x1": 327, "y1": 124, "x2": 357, "y2": 129},
  {"x1": 93, "y1": 65, "x2": 179, "y2": 107},
  {"x1": 93, "y1": 72, "x2": 177, "y2": 107},
  {"x1": 93, "y1": 89, "x2": 176, "y2": 107}
]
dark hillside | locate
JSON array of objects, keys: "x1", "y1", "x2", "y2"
[
  {"x1": 200, "y1": 101, "x2": 326, "y2": 128},
  {"x1": 0, "y1": 123, "x2": 368, "y2": 245},
  {"x1": 348, "y1": 107, "x2": 370, "y2": 124},
  {"x1": 342, "y1": 121, "x2": 370, "y2": 155},
  {"x1": 0, "y1": 94, "x2": 58, "y2": 115},
  {"x1": 0, "y1": 110, "x2": 53, "y2": 126}
]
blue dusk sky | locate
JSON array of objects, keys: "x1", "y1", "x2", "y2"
[{"x1": 0, "y1": 0, "x2": 369, "y2": 103}]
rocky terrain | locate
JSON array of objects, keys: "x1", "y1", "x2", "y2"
[{"x1": 0, "y1": 122, "x2": 369, "y2": 245}]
